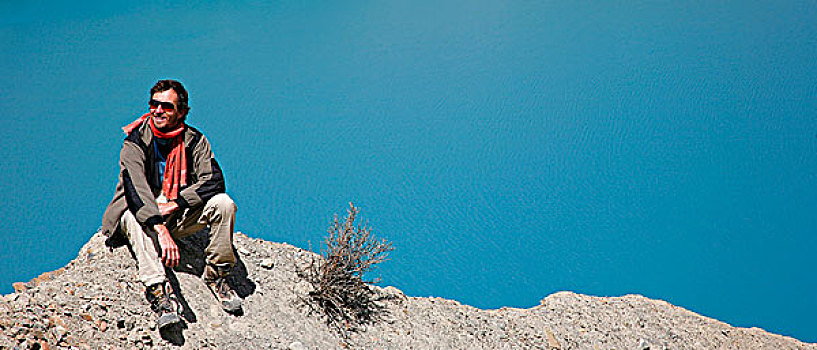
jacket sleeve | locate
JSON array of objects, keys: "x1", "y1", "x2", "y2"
[
  {"x1": 120, "y1": 140, "x2": 163, "y2": 227},
  {"x1": 175, "y1": 135, "x2": 225, "y2": 209}
]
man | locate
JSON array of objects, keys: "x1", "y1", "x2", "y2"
[{"x1": 101, "y1": 79, "x2": 242, "y2": 328}]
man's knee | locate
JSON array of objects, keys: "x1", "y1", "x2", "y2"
[
  {"x1": 207, "y1": 193, "x2": 237, "y2": 214},
  {"x1": 120, "y1": 211, "x2": 140, "y2": 234},
  {"x1": 121, "y1": 210, "x2": 135, "y2": 224}
]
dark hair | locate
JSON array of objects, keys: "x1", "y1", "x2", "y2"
[{"x1": 150, "y1": 79, "x2": 189, "y2": 113}]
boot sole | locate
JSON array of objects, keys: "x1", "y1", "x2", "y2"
[
  {"x1": 157, "y1": 312, "x2": 181, "y2": 329},
  {"x1": 222, "y1": 298, "x2": 243, "y2": 313}
]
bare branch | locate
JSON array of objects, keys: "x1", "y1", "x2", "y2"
[{"x1": 297, "y1": 202, "x2": 395, "y2": 335}]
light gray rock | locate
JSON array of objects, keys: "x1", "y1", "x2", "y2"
[
  {"x1": 0, "y1": 230, "x2": 814, "y2": 350},
  {"x1": 260, "y1": 258, "x2": 275, "y2": 269},
  {"x1": 638, "y1": 338, "x2": 650, "y2": 350},
  {"x1": 288, "y1": 341, "x2": 306, "y2": 350},
  {"x1": 238, "y1": 247, "x2": 251, "y2": 257}
]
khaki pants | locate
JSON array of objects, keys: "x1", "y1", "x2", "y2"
[{"x1": 121, "y1": 193, "x2": 237, "y2": 287}]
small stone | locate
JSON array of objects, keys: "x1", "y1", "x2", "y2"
[
  {"x1": 229, "y1": 321, "x2": 249, "y2": 333},
  {"x1": 381, "y1": 286, "x2": 405, "y2": 300},
  {"x1": 54, "y1": 326, "x2": 67, "y2": 340},
  {"x1": 238, "y1": 247, "x2": 251, "y2": 256},
  {"x1": 260, "y1": 259, "x2": 275, "y2": 269},
  {"x1": 141, "y1": 333, "x2": 152, "y2": 346},
  {"x1": 117, "y1": 318, "x2": 126, "y2": 329},
  {"x1": 545, "y1": 327, "x2": 560, "y2": 350},
  {"x1": 97, "y1": 320, "x2": 108, "y2": 332},
  {"x1": 638, "y1": 338, "x2": 650, "y2": 350},
  {"x1": 293, "y1": 281, "x2": 314, "y2": 296},
  {"x1": 289, "y1": 341, "x2": 307, "y2": 350}
]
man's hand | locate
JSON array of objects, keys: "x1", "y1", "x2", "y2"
[
  {"x1": 153, "y1": 224, "x2": 179, "y2": 268},
  {"x1": 158, "y1": 201, "x2": 179, "y2": 216}
]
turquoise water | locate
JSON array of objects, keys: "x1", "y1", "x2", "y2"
[{"x1": 2, "y1": 1, "x2": 816, "y2": 342}]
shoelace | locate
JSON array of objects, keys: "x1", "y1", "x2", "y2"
[
  {"x1": 215, "y1": 277, "x2": 232, "y2": 297},
  {"x1": 167, "y1": 294, "x2": 182, "y2": 314},
  {"x1": 151, "y1": 283, "x2": 179, "y2": 313}
]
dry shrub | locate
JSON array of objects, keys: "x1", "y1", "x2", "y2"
[{"x1": 300, "y1": 202, "x2": 394, "y2": 333}]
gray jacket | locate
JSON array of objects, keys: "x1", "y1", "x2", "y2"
[{"x1": 100, "y1": 119, "x2": 226, "y2": 237}]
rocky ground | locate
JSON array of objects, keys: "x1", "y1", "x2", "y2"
[{"x1": 1, "y1": 230, "x2": 814, "y2": 350}]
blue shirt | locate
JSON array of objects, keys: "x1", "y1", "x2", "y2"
[{"x1": 153, "y1": 138, "x2": 172, "y2": 182}]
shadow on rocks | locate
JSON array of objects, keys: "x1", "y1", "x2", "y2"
[
  {"x1": 166, "y1": 269, "x2": 196, "y2": 323},
  {"x1": 299, "y1": 283, "x2": 398, "y2": 340},
  {"x1": 115, "y1": 227, "x2": 256, "y2": 300},
  {"x1": 159, "y1": 321, "x2": 186, "y2": 346},
  {"x1": 174, "y1": 228, "x2": 257, "y2": 299},
  {"x1": 156, "y1": 282, "x2": 188, "y2": 346},
  {"x1": 348, "y1": 291, "x2": 396, "y2": 334},
  {"x1": 117, "y1": 227, "x2": 257, "y2": 344}
]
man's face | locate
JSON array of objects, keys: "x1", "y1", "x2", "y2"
[{"x1": 149, "y1": 89, "x2": 186, "y2": 131}]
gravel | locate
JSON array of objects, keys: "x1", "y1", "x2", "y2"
[{"x1": 1, "y1": 230, "x2": 813, "y2": 349}]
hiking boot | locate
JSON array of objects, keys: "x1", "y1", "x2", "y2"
[
  {"x1": 145, "y1": 281, "x2": 182, "y2": 329},
  {"x1": 204, "y1": 263, "x2": 243, "y2": 313}
]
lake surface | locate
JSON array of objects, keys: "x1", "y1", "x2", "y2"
[{"x1": 1, "y1": 0, "x2": 815, "y2": 342}]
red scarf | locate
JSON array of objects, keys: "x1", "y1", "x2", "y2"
[{"x1": 123, "y1": 113, "x2": 188, "y2": 200}]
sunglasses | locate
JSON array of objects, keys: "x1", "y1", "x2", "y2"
[{"x1": 148, "y1": 99, "x2": 177, "y2": 111}]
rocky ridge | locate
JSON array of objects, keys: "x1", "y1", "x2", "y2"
[{"x1": 1, "y1": 230, "x2": 814, "y2": 349}]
